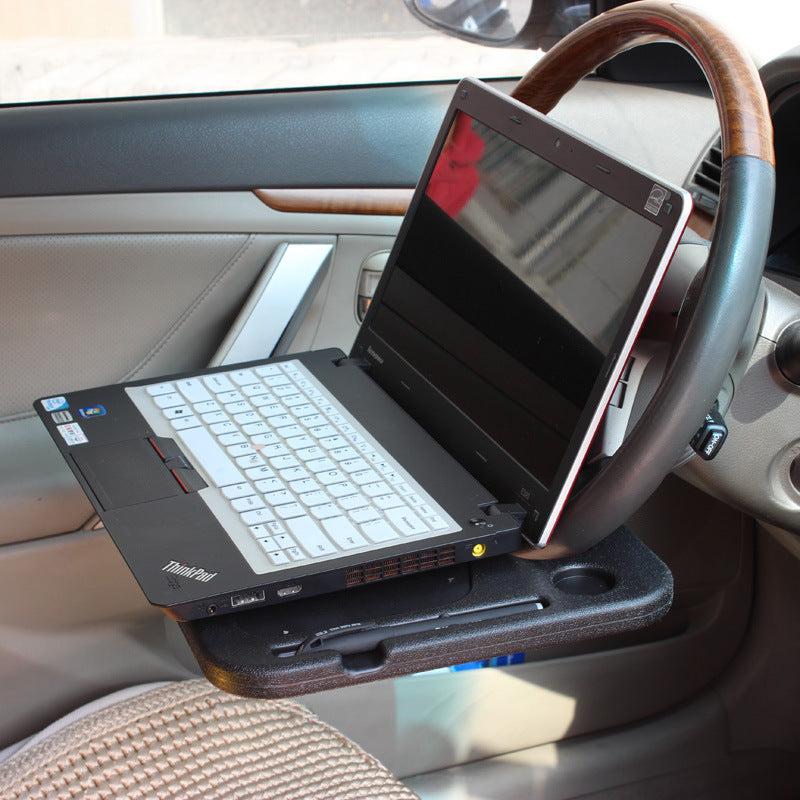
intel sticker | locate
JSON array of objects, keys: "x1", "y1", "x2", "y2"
[{"x1": 42, "y1": 396, "x2": 69, "y2": 412}]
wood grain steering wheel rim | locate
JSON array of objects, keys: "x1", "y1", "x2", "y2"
[{"x1": 511, "y1": 0, "x2": 775, "y2": 558}]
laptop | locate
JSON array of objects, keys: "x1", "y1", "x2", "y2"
[{"x1": 35, "y1": 78, "x2": 691, "y2": 621}]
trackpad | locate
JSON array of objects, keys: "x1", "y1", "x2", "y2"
[{"x1": 72, "y1": 439, "x2": 183, "y2": 510}]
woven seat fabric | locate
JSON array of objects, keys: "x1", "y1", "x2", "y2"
[{"x1": 0, "y1": 679, "x2": 419, "y2": 800}]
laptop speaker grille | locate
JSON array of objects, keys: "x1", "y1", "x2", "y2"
[{"x1": 345, "y1": 545, "x2": 457, "y2": 587}]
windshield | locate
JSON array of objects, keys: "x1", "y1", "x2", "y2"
[{"x1": 0, "y1": 0, "x2": 796, "y2": 105}]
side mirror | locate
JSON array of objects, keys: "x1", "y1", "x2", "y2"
[{"x1": 402, "y1": 0, "x2": 590, "y2": 50}]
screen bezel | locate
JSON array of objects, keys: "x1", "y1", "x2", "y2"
[{"x1": 352, "y1": 78, "x2": 691, "y2": 547}]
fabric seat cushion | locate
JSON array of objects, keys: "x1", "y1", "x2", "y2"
[{"x1": 0, "y1": 678, "x2": 419, "y2": 800}]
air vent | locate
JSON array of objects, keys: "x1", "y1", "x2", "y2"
[
  {"x1": 345, "y1": 545, "x2": 457, "y2": 587},
  {"x1": 686, "y1": 134, "x2": 722, "y2": 214}
]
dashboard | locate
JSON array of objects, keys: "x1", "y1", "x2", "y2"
[
  {"x1": 676, "y1": 44, "x2": 800, "y2": 534},
  {"x1": 688, "y1": 45, "x2": 800, "y2": 278}
]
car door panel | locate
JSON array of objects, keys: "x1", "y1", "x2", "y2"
[
  {"x1": 0, "y1": 191, "x2": 407, "y2": 236},
  {"x1": 1, "y1": 230, "x2": 309, "y2": 544},
  {"x1": 0, "y1": 86, "x2": 451, "y2": 196},
  {"x1": 1, "y1": 232, "x2": 272, "y2": 421}
]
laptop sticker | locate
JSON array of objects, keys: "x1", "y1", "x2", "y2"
[
  {"x1": 42, "y1": 396, "x2": 69, "y2": 412},
  {"x1": 645, "y1": 184, "x2": 668, "y2": 215},
  {"x1": 57, "y1": 422, "x2": 89, "y2": 446},
  {"x1": 78, "y1": 405, "x2": 107, "y2": 419}
]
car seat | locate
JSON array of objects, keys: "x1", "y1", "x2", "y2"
[{"x1": 0, "y1": 679, "x2": 419, "y2": 799}]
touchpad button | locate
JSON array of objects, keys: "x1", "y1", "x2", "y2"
[{"x1": 72, "y1": 439, "x2": 183, "y2": 510}]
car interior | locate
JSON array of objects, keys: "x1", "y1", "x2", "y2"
[{"x1": 2, "y1": 0, "x2": 800, "y2": 797}]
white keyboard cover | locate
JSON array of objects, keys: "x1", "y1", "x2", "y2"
[{"x1": 127, "y1": 360, "x2": 460, "y2": 575}]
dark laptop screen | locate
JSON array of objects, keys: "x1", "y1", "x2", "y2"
[{"x1": 369, "y1": 110, "x2": 662, "y2": 491}]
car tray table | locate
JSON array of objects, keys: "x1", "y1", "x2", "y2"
[{"x1": 179, "y1": 526, "x2": 672, "y2": 697}]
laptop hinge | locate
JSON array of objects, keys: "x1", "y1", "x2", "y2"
[{"x1": 333, "y1": 356, "x2": 372, "y2": 373}]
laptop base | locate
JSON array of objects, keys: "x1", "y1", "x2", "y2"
[{"x1": 179, "y1": 527, "x2": 671, "y2": 698}]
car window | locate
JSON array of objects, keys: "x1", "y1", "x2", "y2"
[
  {"x1": 0, "y1": 0, "x2": 797, "y2": 106},
  {"x1": 0, "y1": 0, "x2": 538, "y2": 104}
]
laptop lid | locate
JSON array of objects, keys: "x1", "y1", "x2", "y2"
[{"x1": 353, "y1": 78, "x2": 691, "y2": 548}]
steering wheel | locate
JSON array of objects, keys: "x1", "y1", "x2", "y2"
[{"x1": 510, "y1": 0, "x2": 775, "y2": 558}]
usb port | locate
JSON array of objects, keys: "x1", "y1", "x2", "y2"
[{"x1": 231, "y1": 589, "x2": 266, "y2": 608}]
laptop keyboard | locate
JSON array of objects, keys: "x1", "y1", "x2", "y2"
[{"x1": 127, "y1": 360, "x2": 459, "y2": 574}]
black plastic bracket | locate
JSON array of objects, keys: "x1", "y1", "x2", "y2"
[
  {"x1": 333, "y1": 356, "x2": 372, "y2": 372},
  {"x1": 179, "y1": 527, "x2": 672, "y2": 698}
]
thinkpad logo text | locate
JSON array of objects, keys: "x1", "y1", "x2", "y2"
[{"x1": 162, "y1": 561, "x2": 218, "y2": 582}]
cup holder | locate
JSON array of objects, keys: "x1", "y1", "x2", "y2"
[{"x1": 553, "y1": 566, "x2": 615, "y2": 596}]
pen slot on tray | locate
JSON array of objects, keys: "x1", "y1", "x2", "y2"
[
  {"x1": 273, "y1": 643, "x2": 303, "y2": 658},
  {"x1": 341, "y1": 650, "x2": 385, "y2": 675},
  {"x1": 270, "y1": 628, "x2": 392, "y2": 672},
  {"x1": 270, "y1": 598, "x2": 548, "y2": 666}
]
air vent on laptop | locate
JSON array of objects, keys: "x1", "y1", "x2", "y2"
[
  {"x1": 686, "y1": 134, "x2": 722, "y2": 215},
  {"x1": 345, "y1": 545, "x2": 457, "y2": 587}
]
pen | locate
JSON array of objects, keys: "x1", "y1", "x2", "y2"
[{"x1": 295, "y1": 598, "x2": 545, "y2": 655}]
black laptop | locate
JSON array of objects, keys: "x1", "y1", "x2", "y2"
[{"x1": 36, "y1": 78, "x2": 691, "y2": 621}]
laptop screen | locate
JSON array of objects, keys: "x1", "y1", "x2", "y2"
[{"x1": 355, "y1": 80, "x2": 688, "y2": 546}]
